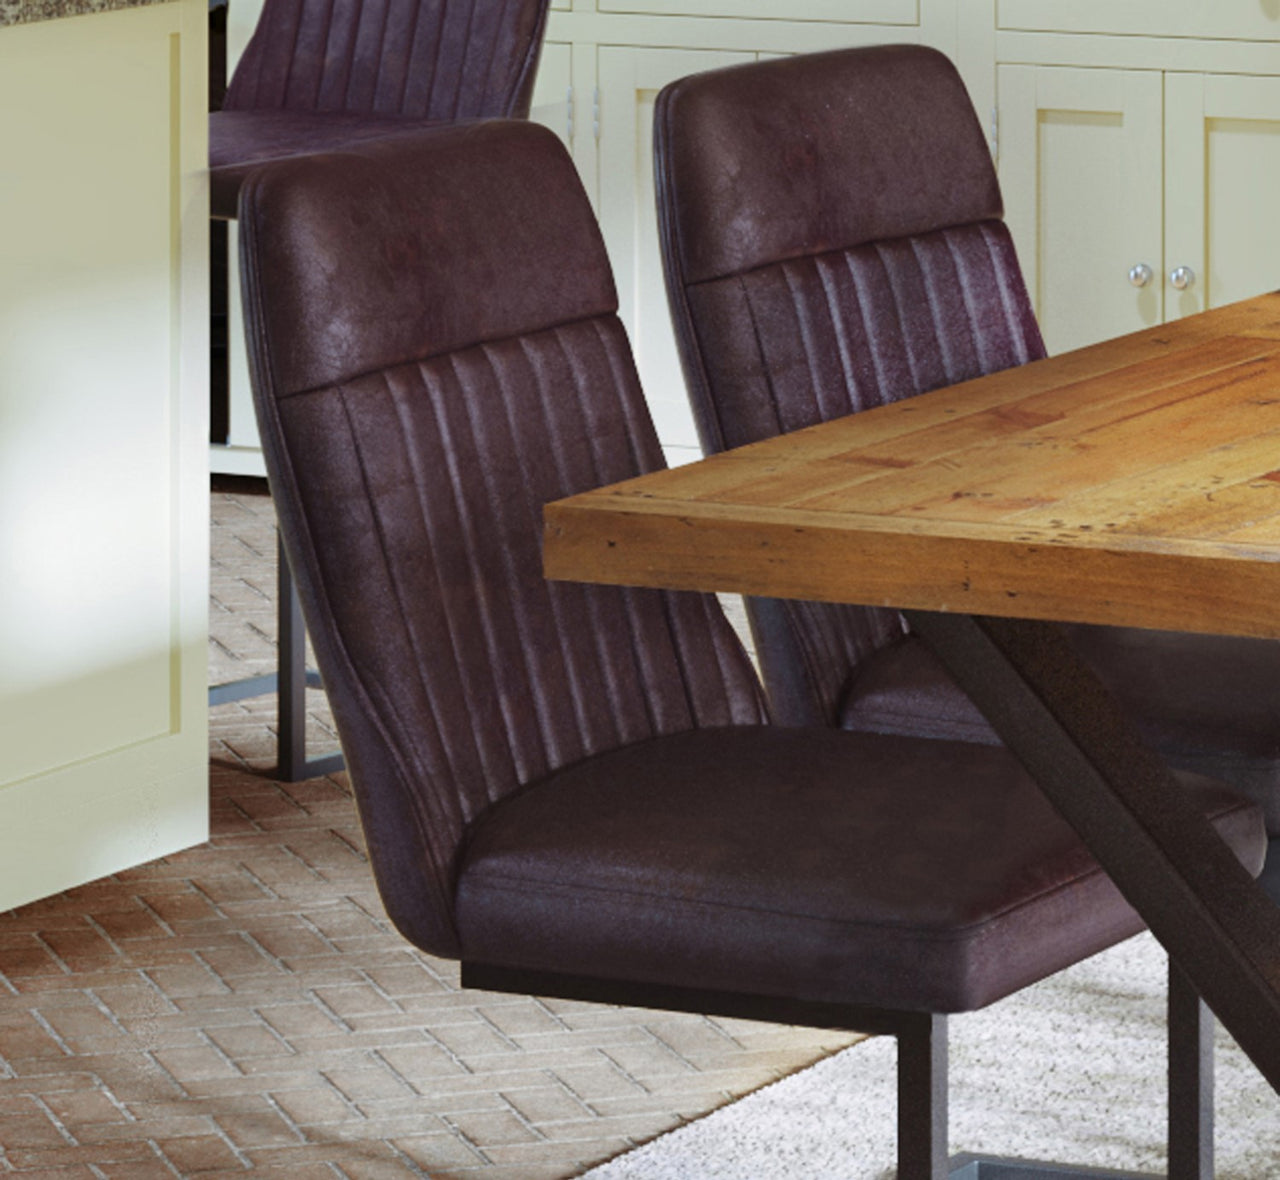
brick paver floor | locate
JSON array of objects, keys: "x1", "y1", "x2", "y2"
[{"x1": 0, "y1": 481, "x2": 860, "y2": 1178}]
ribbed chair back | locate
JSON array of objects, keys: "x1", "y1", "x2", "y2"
[
  {"x1": 655, "y1": 45, "x2": 1045, "y2": 726},
  {"x1": 237, "y1": 122, "x2": 765, "y2": 957},
  {"x1": 224, "y1": 0, "x2": 549, "y2": 120}
]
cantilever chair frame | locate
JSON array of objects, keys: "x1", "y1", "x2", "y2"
[{"x1": 466, "y1": 957, "x2": 1212, "y2": 1179}]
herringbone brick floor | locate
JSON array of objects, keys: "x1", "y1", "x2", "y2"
[{"x1": 0, "y1": 481, "x2": 859, "y2": 1178}]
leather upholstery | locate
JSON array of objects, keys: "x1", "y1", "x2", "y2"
[
  {"x1": 656, "y1": 45, "x2": 1045, "y2": 727},
  {"x1": 457, "y1": 727, "x2": 1262, "y2": 1013},
  {"x1": 841, "y1": 632, "x2": 1280, "y2": 832},
  {"x1": 655, "y1": 45, "x2": 1280, "y2": 832},
  {"x1": 658, "y1": 43, "x2": 1003, "y2": 289},
  {"x1": 237, "y1": 120, "x2": 1265, "y2": 1015},
  {"x1": 209, "y1": 0, "x2": 550, "y2": 217},
  {"x1": 239, "y1": 122, "x2": 766, "y2": 958},
  {"x1": 210, "y1": 113, "x2": 445, "y2": 218}
]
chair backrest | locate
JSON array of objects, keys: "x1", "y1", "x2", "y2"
[
  {"x1": 237, "y1": 121, "x2": 765, "y2": 959},
  {"x1": 654, "y1": 45, "x2": 1046, "y2": 725},
  {"x1": 224, "y1": 0, "x2": 550, "y2": 120}
]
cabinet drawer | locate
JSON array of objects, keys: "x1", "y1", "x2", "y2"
[
  {"x1": 597, "y1": 0, "x2": 918, "y2": 25},
  {"x1": 997, "y1": 1, "x2": 1280, "y2": 43}
]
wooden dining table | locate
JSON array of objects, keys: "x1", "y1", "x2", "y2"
[{"x1": 542, "y1": 291, "x2": 1280, "y2": 1094}]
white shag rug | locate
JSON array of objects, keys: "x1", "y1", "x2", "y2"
[{"x1": 580, "y1": 934, "x2": 1280, "y2": 1178}]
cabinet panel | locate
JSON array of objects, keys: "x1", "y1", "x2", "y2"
[
  {"x1": 1166, "y1": 71, "x2": 1280, "y2": 320},
  {"x1": 597, "y1": 44, "x2": 753, "y2": 463},
  {"x1": 0, "y1": 1, "x2": 209, "y2": 910},
  {"x1": 997, "y1": 1, "x2": 1280, "y2": 43},
  {"x1": 531, "y1": 38, "x2": 602, "y2": 211},
  {"x1": 998, "y1": 65, "x2": 1164, "y2": 354},
  {"x1": 598, "y1": 0, "x2": 917, "y2": 23},
  {"x1": 530, "y1": 40, "x2": 574, "y2": 149}
]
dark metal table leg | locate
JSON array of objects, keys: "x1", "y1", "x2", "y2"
[
  {"x1": 903, "y1": 610, "x2": 1280, "y2": 1094},
  {"x1": 1168, "y1": 960, "x2": 1213, "y2": 1180}
]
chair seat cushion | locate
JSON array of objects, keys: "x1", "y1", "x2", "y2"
[
  {"x1": 455, "y1": 726, "x2": 1264, "y2": 1014},
  {"x1": 209, "y1": 110, "x2": 441, "y2": 217},
  {"x1": 840, "y1": 629, "x2": 1280, "y2": 831}
]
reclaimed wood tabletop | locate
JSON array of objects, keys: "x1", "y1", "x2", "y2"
[{"x1": 545, "y1": 292, "x2": 1280, "y2": 639}]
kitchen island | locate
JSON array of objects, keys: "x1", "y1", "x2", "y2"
[{"x1": 0, "y1": 0, "x2": 208, "y2": 909}]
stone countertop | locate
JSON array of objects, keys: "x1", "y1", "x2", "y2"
[{"x1": 1, "y1": 0, "x2": 173, "y2": 27}]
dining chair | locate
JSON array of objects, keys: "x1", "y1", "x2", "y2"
[
  {"x1": 235, "y1": 118, "x2": 1265, "y2": 1178},
  {"x1": 206, "y1": 0, "x2": 552, "y2": 778},
  {"x1": 653, "y1": 44, "x2": 1280, "y2": 846},
  {"x1": 209, "y1": 0, "x2": 551, "y2": 217}
]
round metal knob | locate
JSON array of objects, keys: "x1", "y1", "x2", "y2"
[
  {"x1": 1128, "y1": 263, "x2": 1154, "y2": 288},
  {"x1": 1171, "y1": 266, "x2": 1196, "y2": 291}
]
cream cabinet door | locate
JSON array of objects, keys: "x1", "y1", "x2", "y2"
[
  {"x1": 531, "y1": 41, "x2": 575, "y2": 152},
  {"x1": 1165, "y1": 71, "x2": 1280, "y2": 321},
  {"x1": 597, "y1": 45, "x2": 754, "y2": 464},
  {"x1": 997, "y1": 0, "x2": 1280, "y2": 42},
  {"x1": 0, "y1": 1, "x2": 209, "y2": 911},
  {"x1": 998, "y1": 64, "x2": 1164, "y2": 354}
]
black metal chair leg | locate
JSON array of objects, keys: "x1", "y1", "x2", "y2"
[
  {"x1": 208, "y1": 533, "x2": 343, "y2": 781},
  {"x1": 899, "y1": 1012, "x2": 950, "y2": 1180},
  {"x1": 276, "y1": 535, "x2": 344, "y2": 782},
  {"x1": 1168, "y1": 960, "x2": 1213, "y2": 1180}
]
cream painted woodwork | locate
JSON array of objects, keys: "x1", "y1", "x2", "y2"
[
  {"x1": 0, "y1": 0, "x2": 209, "y2": 910},
  {"x1": 1164, "y1": 72, "x2": 1280, "y2": 320},
  {"x1": 998, "y1": 62, "x2": 1280, "y2": 355},
  {"x1": 997, "y1": 0, "x2": 1280, "y2": 43},
  {"x1": 530, "y1": 39, "x2": 575, "y2": 150},
  {"x1": 997, "y1": 65, "x2": 1164, "y2": 355},
  {"x1": 597, "y1": 44, "x2": 752, "y2": 465},
  {"x1": 994, "y1": 0, "x2": 1280, "y2": 354},
  {"x1": 597, "y1": 0, "x2": 916, "y2": 20}
]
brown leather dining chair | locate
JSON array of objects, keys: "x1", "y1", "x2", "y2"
[
  {"x1": 235, "y1": 119, "x2": 1264, "y2": 1177},
  {"x1": 653, "y1": 44, "x2": 1280, "y2": 860},
  {"x1": 209, "y1": 0, "x2": 551, "y2": 217},
  {"x1": 206, "y1": 0, "x2": 552, "y2": 778}
]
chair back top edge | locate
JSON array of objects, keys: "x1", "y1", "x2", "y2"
[
  {"x1": 238, "y1": 120, "x2": 613, "y2": 398},
  {"x1": 655, "y1": 44, "x2": 1002, "y2": 287}
]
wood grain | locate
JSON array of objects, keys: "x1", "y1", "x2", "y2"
[{"x1": 544, "y1": 294, "x2": 1280, "y2": 638}]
